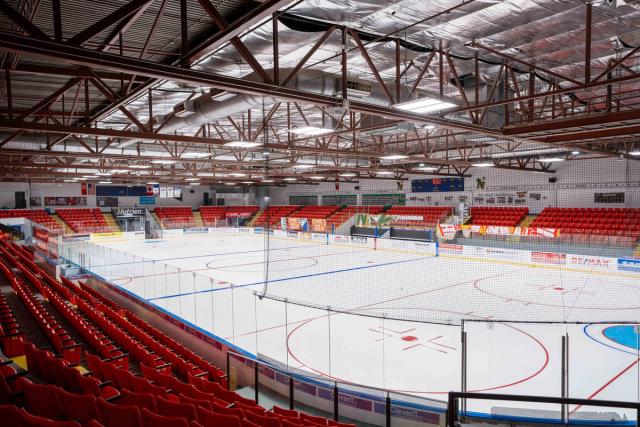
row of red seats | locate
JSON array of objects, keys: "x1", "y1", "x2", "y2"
[
  {"x1": 288, "y1": 206, "x2": 339, "y2": 220},
  {"x1": 532, "y1": 207, "x2": 640, "y2": 238},
  {"x1": 0, "y1": 209, "x2": 61, "y2": 230},
  {"x1": 470, "y1": 207, "x2": 528, "y2": 227},
  {"x1": 326, "y1": 206, "x2": 384, "y2": 228},
  {"x1": 0, "y1": 287, "x2": 24, "y2": 358},
  {"x1": 200, "y1": 206, "x2": 259, "y2": 226},
  {"x1": 385, "y1": 206, "x2": 452, "y2": 227},
  {"x1": 155, "y1": 208, "x2": 196, "y2": 229},
  {"x1": 253, "y1": 206, "x2": 300, "y2": 227},
  {"x1": 57, "y1": 209, "x2": 112, "y2": 234},
  {"x1": 0, "y1": 253, "x2": 82, "y2": 364},
  {"x1": 73, "y1": 282, "x2": 226, "y2": 385}
]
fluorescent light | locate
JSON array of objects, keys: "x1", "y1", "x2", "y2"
[
  {"x1": 571, "y1": 151, "x2": 580, "y2": 155},
  {"x1": 241, "y1": 181, "x2": 253, "y2": 184},
  {"x1": 380, "y1": 154, "x2": 409, "y2": 160},
  {"x1": 151, "y1": 159, "x2": 177, "y2": 165},
  {"x1": 375, "y1": 171, "x2": 394, "y2": 175},
  {"x1": 224, "y1": 141, "x2": 263, "y2": 148},
  {"x1": 129, "y1": 165, "x2": 151, "y2": 169},
  {"x1": 309, "y1": 176, "x2": 325, "y2": 180},
  {"x1": 189, "y1": 182, "x2": 201, "y2": 186},
  {"x1": 224, "y1": 182, "x2": 236, "y2": 186},
  {"x1": 283, "y1": 177, "x2": 297, "y2": 181},
  {"x1": 393, "y1": 97, "x2": 456, "y2": 114},
  {"x1": 185, "y1": 177, "x2": 200, "y2": 181},
  {"x1": 415, "y1": 166, "x2": 437, "y2": 171},
  {"x1": 538, "y1": 157, "x2": 565, "y2": 162},
  {"x1": 472, "y1": 162, "x2": 495, "y2": 167},
  {"x1": 63, "y1": 179, "x2": 78, "y2": 183},
  {"x1": 82, "y1": 175, "x2": 99, "y2": 178},
  {"x1": 111, "y1": 169, "x2": 129, "y2": 173},
  {"x1": 261, "y1": 179, "x2": 274, "y2": 183},
  {"x1": 289, "y1": 126, "x2": 333, "y2": 136},
  {"x1": 629, "y1": 150, "x2": 640, "y2": 156},
  {"x1": 99, "y1": 181, "x2": 112, "y2": 184},
  {"x1": 229, "y1": 173, "x2": 246, "y2": 177},
  {"x1": 147, "y1": 181, "x2": 159, "y2": 185},
  {"x1": 182, "y1": 152, "x2": 211, "y2": 158},
  {"x1": 292, "y1": 164, "x2": 314, "y2": 169},
  {"x1": 423, "y1": 124, "x2": 436, "y2": 130},
  {"x1": 339, "y1": 172, "x2": 356, "y2": 177},
  {"x1": 96, "y1": 172, "x2": 112, "y2": 176}
]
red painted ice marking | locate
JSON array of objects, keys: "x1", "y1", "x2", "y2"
[
  {"x1": 369, "y1": 328, "x2": 393, "y2": 342},
  {"x1": 554, "y1": 287, "x2": 564, "y2": 291},
  {"x1": 428, "y1": 336, "x2": 457, "y2": 351},
  {"x1": 401, "y1": 336, "x2": 418, "y2": 342}
]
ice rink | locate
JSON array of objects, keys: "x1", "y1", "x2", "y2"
[{"x1": 66, "y1": 232, "x2": 640, "y2": 419}]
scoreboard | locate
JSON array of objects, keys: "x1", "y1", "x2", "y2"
[{"x1": 411, "y1": 177, "x2": 464, "y2": 193}]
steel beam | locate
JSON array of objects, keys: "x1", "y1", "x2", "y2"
[{"x1": 503, "y1": 109, "x2": 640, "y2": 135}]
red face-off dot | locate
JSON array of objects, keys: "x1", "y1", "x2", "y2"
[
  {"x1": 553, "y1": 287, "x2": 564, "y2": 291},
  {"x1": 401, "y1": 336, "x2": 418, "y2": 342}
]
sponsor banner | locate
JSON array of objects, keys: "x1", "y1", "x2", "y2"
[
  {"x1": 531, "y1": 251, "x2": 566, "y2": 265},
  {"x1": 350, "y1": 236, "x2": 368, "y2": 245},
  {"x1": 287, "y1": 217, "x2": 309, "y2": 232},
  {"x1": 618, "y1": 258, "x2": 640, "y2": 273},
  {"x1": 300, "y1": 232, "x2": 312, "y2": 240},
  {"x1": 356, "y1": 214, "x2": 423, "y2": 227},
  {"x1": 61, "y1": 234, "x2": 91, "y2": 242},
  {"x1": 439, "y1": 243, "x2": 463, "y2": 254},
  {"x1": 139, "y1": 196, "x2": 155, "y2": 205},
  {"x1": 123, "y1": 231, "x2": 145, "y2": 240},
  {"x1": 112, "y1": 207, "x2": 146, "y2": 217},
  {"x1": 311, "y1": 218, "x2": 327, "y2": 233},
  {"x1": 566, "y1": 254, "x2": 616, "y2": 270},
  {"x1": 286, "y1": 230, "x2": 300, "y2": 239},
  {"x1": 90, "y1": 231, "x2": 124, "y2": 242},
  {"x1": 280, "y1": 217, "x2": 287, "y2": 231},
  {"x1": 254, "y1": 227, "x2": 264, "y2": 234},
  {"x1": 464, "y1": 245, "x2": 529, "y2": 261},
  {"x1": 332, "y1": 235, "x2": 349, "y2": 243},
  {"x1": 162, "y1": 229, "x2": 184, "y2": 237},
  {"x1": 273, "y1": 230, "x2": 287, "y2": 237},
  {"x1": 235, "y1": 228, "x2": 252, "y2": 233},
  {"x1": 438, "y1": 224, "x2": 560, "y2": 240},
  {"x1": 311, "y1": 233, "x2": 326, "y2": 241},
  {"x1": 183, "y1": 227, "x2": 209, "y2": 235}
]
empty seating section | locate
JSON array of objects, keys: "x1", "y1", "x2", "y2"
[
  {"x1": 470, "y1": 207, "x2": 529, "y2": 227},
  {"x1": 155, "y1": 207, "x2": 195, "y2": 228},
  {"x1": 253, "y1": 205, "x2": 300, "y2": 227},
  {"x1": 532, "y1": 207, "x2": 640, "y2": 245},
  {"x1": 199, "y1": 206, "x2": 259, "y2": 226},
  {"x1": 0, "y1": 236, "x2": 352, "y2": 427},
  {"x1": 385, "y1": 206, "x2": 452, "y2": 227},
  {"x1": 326, "y1": 206, "x2": 384, "y2": 228},
  {"x1": 0, "y1": 209, "x2": 60, "y2": 230},
  {"x1": 57, "y1": 209, "x2": 112, "y2": 234},
  {"x1": 288, "y1": 205, "x2": 339, "y2": 219}
]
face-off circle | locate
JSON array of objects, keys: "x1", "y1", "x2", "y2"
[{"x1": 473, "y1": 274, "x2": 640, "y2": 312}]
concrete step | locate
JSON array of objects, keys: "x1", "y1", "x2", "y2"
[
  {"x1": 52, "y1": 214, "x2": 73, "y2": 234},
  {"x1": 193, "y1": 211, "x2": 204, "y2": 227},
  {"x1": 102, "y1": 212, "x2": 120, "y2": 232},
  {"x1": 519, "y1": 215, "x2": 536, "y2": 228}
]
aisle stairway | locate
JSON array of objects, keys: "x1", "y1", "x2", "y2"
[
  {"x1": 193, "y1": 211, "x2": 204, "y2": 227},
  {"x1": 51, "y1": 214, "x2": 72, "y2": 234},
  {"x1": 519, "y1": 215, "x2": 536, "y2": 228},
  {"x1": 103, "y1": 212, "x2": 119, "y2": 231},
  {"x1": 247, "y1": 210, "x2": 263, "y2": 227}
]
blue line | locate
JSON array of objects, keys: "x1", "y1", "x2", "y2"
[
  {"x1": 584, "y1": 324, "x2": 640, "y2": 356},
  {"x1": 84, "y1": 243, "x2": 320, "y2": 268},
  {"x1": 148, "y1": 255, "x2": 432, "y2": 301}
]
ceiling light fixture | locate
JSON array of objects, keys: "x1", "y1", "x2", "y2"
[
  {"x1": 629, "y1": 150, "x2": 640, "y2": 156},
  {"x1": 283, "y1": 177, "x2": 297, "y2": 181},
  {"x1": 309, "y1": 176, "x2": 325, "y2": 180},
  {"x1": 472, "y1": 161, "x2": 495, "y2": 167},
  {"x1": 151, "y1": 159, "x2": 177, "y2": 165},
  {"x1": 261, "y1": 179, "x2": 274, "y2": 183},
  {"x1": 229, "y1": 173, "x2": 246, "y2": 177},
  {"x1": 339, "y1": 172, "x2": 356, "y2": 177},
  {"x1": 415, "y1": 166, "x2": 437, "y2": 171},
  {"x1": 224, "y1": 141, "x2": 263, "y2": 148},
  {"x1": 292, "y1": 164, "x2": 314, "y2": 169},
  {"x1": 537, "y1": 157, "x2": 565, "y2": 162},
  {"x1": 289, "y1": 126, "x2": 334, "y2": 136},
  {"x1": 129, "y1": 165, "x2": 151, "y2": 169},
  {"x1": 184, "y1": 177, "x2": 200, "y2": 181},
  {"x1": 380, "y1": 154, "x2": 409, "y2": 160},
  {"x1": 393, "y1": 97, "x2": 457, "y2": 114}
]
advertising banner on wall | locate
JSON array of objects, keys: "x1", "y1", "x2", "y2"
[
  {"x1": 311, "y1": 219, "x2": 327, "y2": 233},
  {"x1": 44, "y1": 197, "x2": 87, "y2": 206},
  {"x1": 437, "y1": 224, "x2": 560, "y2": 240},
  {"x1": 287, "y1": 218, "x2": 309, "y2": 231},
  {"x1": 159, "y1": 187, "x2": 167, "y2": 198}
]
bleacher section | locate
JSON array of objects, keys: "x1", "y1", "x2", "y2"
[
  {"x1": 155, "y1": 207, "x2": 195, "y2": 229},
  {"x1": 470, "y1": 207, "x2": 529, "y2": 227},
  {"x1": 326, "y1": 206, "x2": 384, "y2": 229},
  {"x1": 57, "y1": 209, "x2": 113, "y2": 234},
  {"x1": 199, "y1": 206, "x2": 259, "y2": 227},
  {"x1": 253, "y1": 205, "x2": 299, "y2": 227},
  {"x1": 0, "y1": 209, "x2": 61, "y2": 231},
  {"x1": 0, "y1": 235, "x2": 355, "y2": 427},
  {"x1": 532, "y1": 207, "x2": 640, "y2": 245},
  {"x1": 288, "y1": 205, "x2": 339, "y2": 219},
  {"x1": 385, "y1": 206, "x2": 452, "y2": 227}
]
